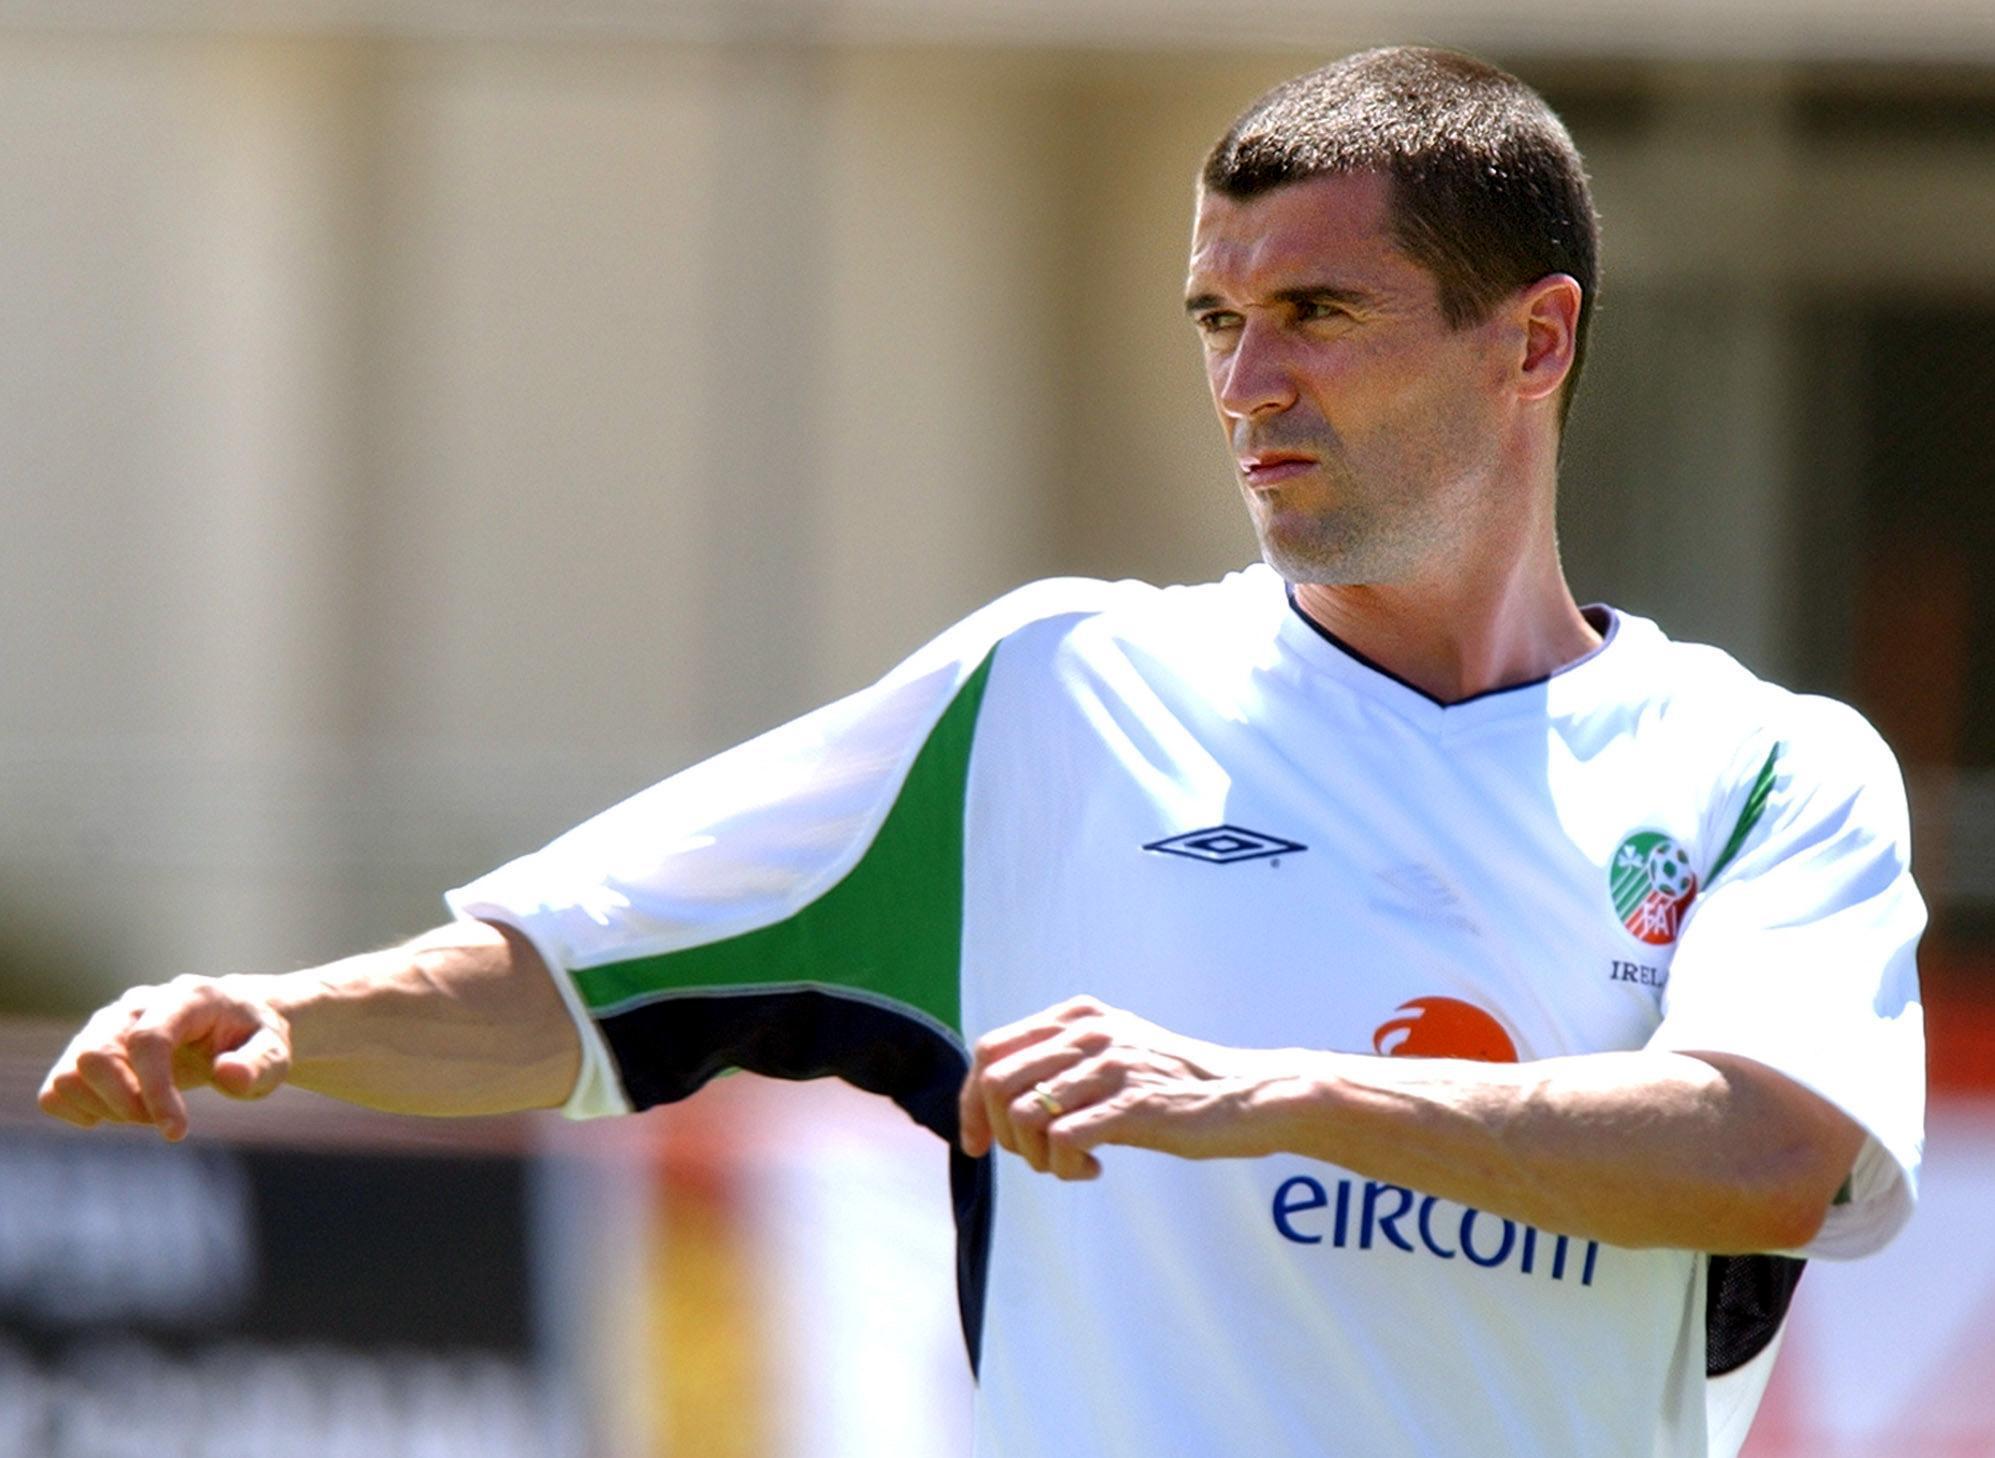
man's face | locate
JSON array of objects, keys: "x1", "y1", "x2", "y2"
[{"x1": 1185, "y1": 171, "x2": 1511, "y2": 587}]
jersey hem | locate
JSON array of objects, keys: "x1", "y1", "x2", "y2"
[
  {"x1": 588, "y1": 977, "x2": 968, "y2": 1058},
  {"x1": 441, "y1": 893, "x2": 632, "y2": 1120}
]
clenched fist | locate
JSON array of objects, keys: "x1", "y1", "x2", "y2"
[
  {"x1": 957, "y1": 994, "x2": 1301, "y2": 1180},
  {"x1": 38, "y1": 975, "x2": 294, "y2": 1141}
]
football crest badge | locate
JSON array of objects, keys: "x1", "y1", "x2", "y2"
[{"x1": 1610, "y1": 831, "x2": 1698, "y2": 945}]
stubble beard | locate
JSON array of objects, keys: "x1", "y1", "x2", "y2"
[{"x1": 1247, "y1": 463, "x2": 1432, "y2": 588}]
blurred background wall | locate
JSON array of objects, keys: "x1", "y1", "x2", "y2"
[{"x1": 0, "y1": 4, "x2": 1989, "y2": 1455}]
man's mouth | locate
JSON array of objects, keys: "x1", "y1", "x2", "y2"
[{"x1": 1238, "y1": 452, "x2": 1318, "y2": 487}]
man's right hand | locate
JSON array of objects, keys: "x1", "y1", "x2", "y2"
[
  {"x1": 38, "y1": 974, "x2": 294, "y2": 1142},
  {"x1": 35, "y1": 920, "x2": 582, "y2": 1139}
]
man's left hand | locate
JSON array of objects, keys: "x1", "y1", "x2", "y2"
[{"x1": 957, "y1": 995, "x2": 1287, "y2": 1179}]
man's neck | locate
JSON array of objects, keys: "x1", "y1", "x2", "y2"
[{"x1": 1290, "y1": 557, "x2": 1600, "y2": 706}]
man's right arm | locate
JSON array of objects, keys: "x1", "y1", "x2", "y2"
[{"x1": 37, "y1": 918, "x2": 582, "y2": 1141}]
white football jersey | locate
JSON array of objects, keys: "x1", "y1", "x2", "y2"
[{"x1": 450, "y1": 565, "x2": 1925, "y2": 1458}]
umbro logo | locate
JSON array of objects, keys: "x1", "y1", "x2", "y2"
[{"x1": 1143, "y1": 824, "x2": 1307, "y2": 864}]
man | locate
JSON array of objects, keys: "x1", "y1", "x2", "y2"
[{"x1": 39, "y1": 46, "x2": 1922, "y2": 1457}]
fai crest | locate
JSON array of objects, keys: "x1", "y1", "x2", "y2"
[{"x1": 1610, "y1": 831, "x2": 1698, "y2": 946}]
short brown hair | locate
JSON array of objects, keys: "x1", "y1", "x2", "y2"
[{"x1": 1203, "y1": 47, "x2": 1600, "y2": 425}]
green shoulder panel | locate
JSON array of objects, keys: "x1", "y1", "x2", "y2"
[
  {"x1": 570, "y1": 650, "x2": 998, "y2": 1041},
  {"x1": 1708, "y1": 742, "x2": 1782, "y2": 886}
]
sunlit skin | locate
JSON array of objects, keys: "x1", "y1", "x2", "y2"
[{"x1": 1185, "y1": 170, "x2": 1599, "y2": 703}]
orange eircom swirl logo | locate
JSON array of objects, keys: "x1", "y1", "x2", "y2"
[{"x1": 1372, "y1": 997, "x2": 1518, "y2": 1063}]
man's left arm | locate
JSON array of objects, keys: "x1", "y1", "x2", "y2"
[
  {"x1": 959, "y1": 997, "x2": 1862, "y2": 1253},
  {"x1": 964, "y1": 702, "x2": 1923, "y2": 1258}
]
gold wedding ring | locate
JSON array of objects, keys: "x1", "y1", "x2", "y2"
[{"x1": 1032, "y1": 1082, "x2": 1064, "y2": 1118}]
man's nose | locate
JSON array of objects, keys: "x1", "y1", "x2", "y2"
[{"x1": 1214, "y1": 320, "x2": 1297, "y2": 419}]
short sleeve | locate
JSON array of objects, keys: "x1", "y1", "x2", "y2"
[
  {"x1": 1647, "y1": 699, "x2": 1927, "y2": 1259},
  {"x1": 445, "y1": 577, "x2": 1136, "y2": 1129}
]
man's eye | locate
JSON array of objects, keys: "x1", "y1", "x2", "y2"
[
  {"x1": 1195, "y1": 311, "x2": 1242, "y2": 333},
  {"x1": 1297, "y1": 299, "x2": 1345, "y2": 321}
]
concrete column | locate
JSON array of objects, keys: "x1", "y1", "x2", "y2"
[
  {"x1": 150, "y1": 41, "x2": 378, "y2": 973},
  {"x1": 690, "y1": 41, "x2": 833, "y2": 737},
  {"x1": 0, "y1": 36, "x2": 374, "y2": 994},
  {"x1": 1561, "y1": 67, "x2": 1802, "y2": 677}
]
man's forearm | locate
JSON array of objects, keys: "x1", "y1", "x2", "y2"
[
  {"x1": 1248, "y1": 1046, "x2": 1861, "y2": 1252},
  {"x1": 40, "y1": 918, "x2": 582, "y2": 1139},
  {"x1": 962, "y1": 997, "x2": 1866, "y2": 1255},
  {"x1": 257, "y1": 919, "x2": 581, "y2": 1117}
]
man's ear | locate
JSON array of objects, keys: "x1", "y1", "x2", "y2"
[{"x1": 1515, "y1": 273, "x2": 1582, "y2": 404}]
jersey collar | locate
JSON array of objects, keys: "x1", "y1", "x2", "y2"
[{"x1": 1277, "y1": 582, "x2": 1623, "y2": 734}]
